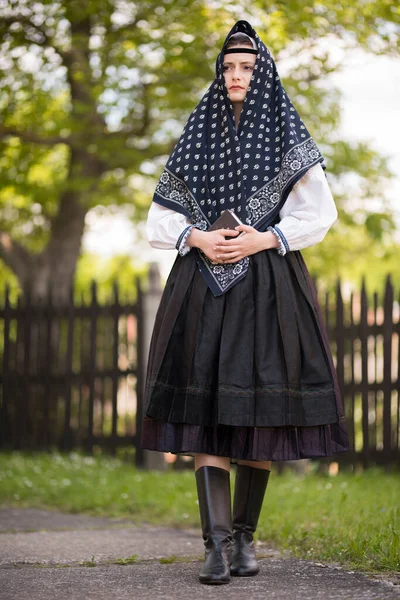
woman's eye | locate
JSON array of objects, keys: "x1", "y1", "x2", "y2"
[{"x1": 223, "y1": 65, "x2": 253, "y2": 71}]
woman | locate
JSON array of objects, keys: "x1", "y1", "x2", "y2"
[{"x1": 141, "y1": 20, "x2": 349, "y2": 586}]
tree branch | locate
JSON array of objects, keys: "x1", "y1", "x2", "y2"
[
  {"x1": 0, "y1": 125, "x2": 70, "y2": 146},
  {"x1": 96, "y1": 138, "x2": 177, "y2": 171},
  {"x1": 133, "y1": 83, "x2": 151, "y2": 136},
  {"x1": 0, "y1": 15, "x2": 68, "y2": 61}
]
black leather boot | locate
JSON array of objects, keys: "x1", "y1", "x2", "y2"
[
  {"x1": 230, "y1": 464, "x2": 270, "y2": 576},
  {"x1": 195, "y1": 465, "x2": 233, "y2": 585}
]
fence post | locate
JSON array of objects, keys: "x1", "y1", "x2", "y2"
[
  {"x1": 87, "y1": 280, "x2": 97, "y2": 454},
  {"x1": 382, "y1": 275, "x2": 393, "y2": 468},
  {"x1": 360, "y1": 279, "x2": 369, "y2": 468},
  {"x1": 0, "y1": 285, "x2": 11, "y2": 448},
  {"x1": 137, "y1": 262, "x2": 166, "y2": 470}
]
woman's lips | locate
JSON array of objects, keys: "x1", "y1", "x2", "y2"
[{"x1": 230, "y1": 86, "x2": 244, "y2": 90}]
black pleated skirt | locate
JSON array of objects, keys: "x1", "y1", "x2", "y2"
[{"x1": 140, "y1": 248, "x2": 349, "y2": 461}]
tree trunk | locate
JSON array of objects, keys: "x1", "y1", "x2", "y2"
[
  {"x1": 14, "y1": 146, "x2": 101, "y2": 307},
  {"x1": 24, "y1": 191, "x2": 87, "y2": 306}
]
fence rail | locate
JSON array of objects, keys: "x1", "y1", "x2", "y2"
[{"x1": 0, "y1": 270, "x2": 399, "y2": 468}]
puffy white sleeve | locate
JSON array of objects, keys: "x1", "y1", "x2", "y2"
[
  {"x1": 268, "y1": 163, "x2": 338, "y2": 256},
  {"x1": 146, "y1": 201, "x2": 194, "y2": 256}
]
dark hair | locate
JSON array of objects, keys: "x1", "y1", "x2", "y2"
[{"x1": 225, "y1": 32, "x2": 255, "y2": 49}]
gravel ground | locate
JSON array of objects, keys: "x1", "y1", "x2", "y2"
[{"x1": 0, "y1": 508, "x2": 398, "y2": 600}]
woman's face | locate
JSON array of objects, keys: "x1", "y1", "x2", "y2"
[{"x1": 223, "y1": 48, "x2": 257, "y2": 103}]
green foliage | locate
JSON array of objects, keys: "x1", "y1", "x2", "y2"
[
  {"x1": 0, "y1": 0, "x2": 399, "y2": 288},
  {"x1": 0, "y1": 262, "x2": 19, "y2": 302},
  {"x1": 0, "y1": 253, "x2": 146, "y2": 305},
  {"x1": 0, "y1": 451, "x2": 399, "y2": 573},
  {"x1": 303, "y1": 221, "x2": 400, "y2": 294},
  {"x1": 74, "y1": 253, "x2": 147, "y2": 304}
]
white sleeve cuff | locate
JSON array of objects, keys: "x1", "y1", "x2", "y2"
[
  {"x1": 267, "y1": 226, "x2": 289, "y2": 256},
  {"x1": 176, "y1": 225, "x2": 195, "y2": 256},
  {"x1": 176, "y1": 223, "x2": 205, "y2": 256}
]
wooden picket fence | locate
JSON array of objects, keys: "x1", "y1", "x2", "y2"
[
  {"x1": 0, "y1": 271, "x2": 399, "y2": 468},
  {"x1": 0, "y1": 280, "x2": 147, "y2": 466},
  {"x1": 319, "y1": 276, "x2": 399, "y2": 467}
]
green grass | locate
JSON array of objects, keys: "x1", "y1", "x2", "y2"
[
  {"x1": 0, "y1": 451, "x2": 398, "y2": 573},
  {"x1": 79, "y1": 556, "x2": 97, "y2": 567},
  {"x1": 159, "y1": 555, "x2": 179, "y2": 564},
  {"x1": 114, "y1": 554, "x2": 138, "y2": 565}
]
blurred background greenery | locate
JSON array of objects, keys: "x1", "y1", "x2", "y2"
[
  {"x1": 0, "y1": 0, "x2": 399, "y2": 304},
  {"x1": 1, "y1": 3, "x2": 399, "y2": 575}
]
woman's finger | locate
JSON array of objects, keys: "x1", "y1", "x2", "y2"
[
  {"x1": 235, "y1": 224, "x2": 254, "y2": 233},
  {"x1": 216, "y1": 246, "x2": 240, "y2": 254},
  {"x1": 222, "y1": 256, "x2": 243, "y2": 263},
  {"x1": 214, "y1": 240, "x2": 241, "y2": 248},
  {"x1": 210, "y1": 257, "x2": 225, "y2": 264},
  {"x1": 218, "y1": 228, "x2": 240, "y2": 237},
  {"x1": 220, "y1": 251, "x2": 241, "y2": 260},
  {"x1": 218, "y1": 250, "x2": 239, "y2": 258}
]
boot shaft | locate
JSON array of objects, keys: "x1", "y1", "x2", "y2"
[
  {"x1": 195, "y1": 465, "x2": 232, "y2": 540},
  {"x1": 233, "y1": 465, "x2": 270, "y2": 533},
  {"x1": 195, "y1": 465, "x2": 233, "y2": 585}
]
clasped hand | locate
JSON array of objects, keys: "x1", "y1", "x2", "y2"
[{"x1": 200, "y1": 225, "x2": 267, "y2": 265}]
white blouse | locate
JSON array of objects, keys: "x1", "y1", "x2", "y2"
[{"x1": 146, "y1": 163, "x2": 338, "y2": 256}]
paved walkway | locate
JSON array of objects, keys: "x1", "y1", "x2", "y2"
[{"x1": 0, "y1": 508, "x2": 398, "y2": 599}]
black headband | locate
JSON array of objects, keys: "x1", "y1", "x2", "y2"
[{"x1": 223, "y1": 48, "x2": 258, "y2": 55}]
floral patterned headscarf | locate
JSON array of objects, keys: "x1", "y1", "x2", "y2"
[{"x1": 152, "y1": 20, "x2": 325, "y2": 296}]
